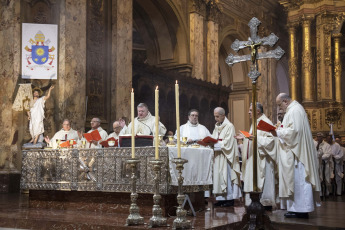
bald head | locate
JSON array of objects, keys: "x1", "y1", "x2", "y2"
[
  {"x1": 112, "y1": 121, "x2": 122, "y2": 134},
  {"x1": 276, "y1": 93, "x2": 292, "y2": 112},
  {"x1": 214, "y1": 107, "x2": 225, "y2": 115}
]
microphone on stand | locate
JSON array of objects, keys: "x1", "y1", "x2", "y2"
[{"x1": 138, "y1": 120, "x2": 153, "y2": 135}]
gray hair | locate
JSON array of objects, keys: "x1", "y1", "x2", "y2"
[
  {"x1": 137, "y1": 103, "x2": 148, "y2": 109},
  {"x1": 62, "y1": 119, "x2": 71, "y2": 124},
  {"x1": 277, "y1": 93, "x2": 291, "y2": 102},
  {"x1": 214, "y1": 107, "x2": 225, "y2": 115},
  {"x1": 93, "y1": 117, "x2": 101, "y2": 123},
  {"x1": 251, "y1": 102, "x2": 263, "y2": 114}
]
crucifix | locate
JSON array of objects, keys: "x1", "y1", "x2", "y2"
[{"x1": 226, "y1": 17, "x2": 284, "y2": 229}]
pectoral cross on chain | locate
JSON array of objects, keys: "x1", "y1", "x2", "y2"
[{"x1": 225, "y1": 17, "x2": 285, "y2": 82}]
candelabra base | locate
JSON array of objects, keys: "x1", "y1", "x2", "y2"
[
  {"x1": 172, "y1": 158, "x2": 192, "y2": 229},
  {"x1": 125, "y1": 158, "x2": 145, "y2": 226},
  {"x1": 148, "y1": 159, "x2": 168, "y2": 228}
]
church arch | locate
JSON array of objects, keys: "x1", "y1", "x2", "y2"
[{"x1": 133, "y1": 0, "x2": 189, "y2": 66}]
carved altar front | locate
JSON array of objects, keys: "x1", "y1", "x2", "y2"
[{"x1": 21, "y1": 147, "x2": 210, "y2": 194}]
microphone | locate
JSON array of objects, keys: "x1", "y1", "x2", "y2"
[{"x1": 138, "y1": 120, "x2": 153, "y2": 135}]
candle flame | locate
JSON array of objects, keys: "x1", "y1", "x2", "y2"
[
  {"x1": 176, "y1": 80, "x2": 178, "y2": 84},
  {"x1": 156, "y1": 86, "x2": 158, "y2": 90},
  {"x1": 131, "y1": 88, "x2": 133, "y2": 93}
]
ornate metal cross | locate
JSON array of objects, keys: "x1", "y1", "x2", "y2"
[
  {"x1": 225, "y1": 16, "x2": 285, "y2": 230},
  {"x1": 225, "y1": 17, "x2": 285, "y2": 82}
]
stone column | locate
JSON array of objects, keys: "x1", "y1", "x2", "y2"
[
  {"x1": 316, "y1": 14, "x2": 333, "y2": 101},
  {"x1": 333, "y1": 33, "x2": 342, "y2": 103},
  {"x1": 206, "y1": 2, "x2": 220, "y2": 84},
  {"x1": 58, "y1": 0, "x2": 87, "y2": 129},
  {"x1": 0, "y1": 0, "x2": 21, "y2": 191},
  {"x1": 301, "y1": 17, "x2": 313, "y2": 102},
  {"x1": 111, "y1": 0, "x2": 133, "y2": 120},
  {"x1": 189, "y1": 0, "x2": 206, "y2": 80},
  {"x1": 288, "y1": 22, "x2": 298, "y2": 101}
]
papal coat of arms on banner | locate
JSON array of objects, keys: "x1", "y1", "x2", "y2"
[{"x1": 22, "y1": 23, "x2": 58, "y2": 80}]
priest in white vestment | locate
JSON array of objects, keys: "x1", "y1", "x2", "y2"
[
  {"x1": 174, "y1": 109, "x2": 211, "y2": 143},
  {"x1": 314, "y1": 132, "x2": 333, "y2": 196},
  {"x1": 237, "y1": 103, "x2": 277, "y2": 210},
  {"x1": 327, "y1": 134, "x2": 344, "y2": 196},
  {"x1": 122, "y1": 103, "x2": 167, "y2": 136},
  {"x1": 85, "y1": 117, "x2": 108, "y2": 148},
  {"x1": 27, "y1": 85, "x2": 54, "y2": 144},
  {"x1": 107, "y1": 121, "x2": 125, "y2": 140},
  {"x1": 212, "y1": 107, "x2": 241, "y2": 207},
  {"x1": 273, "y1": 93, "x2": 321, "y2": 219},
  {"x1": 44, "y1": 119, "x2": 81, "y2": 148}
]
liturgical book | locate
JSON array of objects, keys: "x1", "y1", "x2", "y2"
[
  {"x1": 84, "y1": 130, "x2": 102, "y2": 142},
  {"x1": 257, "y1": 120, "x2": 276, "y2": 132},
  {"x1": 197, "y1": 136, "x2": 218, "y2": 147}
]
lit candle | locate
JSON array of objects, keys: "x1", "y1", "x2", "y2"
[
  {"x1": 131, "y1": 89, "x2": 135, "y2": 158},
  {"x1": 155, "y1": 86, "x2": 159, "y2": 159},
  {"x1": 175, "y1": 81, "x2": 181, "y2": 158}
]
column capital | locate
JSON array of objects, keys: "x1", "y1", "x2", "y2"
[
  {"x1": 301, "y1": 15, "x2": 313, "y2": 25},
  {"x1": 206, "y1": 0, "x2": 222, "y2": 23},
  {"x1": 189, "y1": 0, "x2": 207, "y2": 16},
  {"x1": 287, "y1": 21, "x2": 299, "y2": 29},
  {"x1": 333, "y1": 33, "x2": 343, "y2": 39}
]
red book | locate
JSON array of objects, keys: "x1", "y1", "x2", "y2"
[
  {"x1": 100, "y1": 137, "x2": 118, "y2": 147},
  {"x1": 240, "y1": 130, "x2": 251, "y2": 138},
  {"x1": 197, "y1": 136, "x2": 218, "y2": 147},
  {"x1": 84, "y1": 130, "x2": 102, "y2": 142},
  {"x1": 257, "y1": 120, "x2": 276, "y2": 132},
  {"x1": 59, "y1": 140, "x2": 77, "y2": 147}
]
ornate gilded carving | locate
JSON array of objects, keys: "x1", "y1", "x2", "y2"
[
  {"x1": 333, "y1": 33, "x2": 342, "y2": 102},
  {"x1": 312, "y1": 110, "x2": 317, "y2": 130},
  {"x1": 301, "y1": 17, "x2": 313, "y2": 102}
]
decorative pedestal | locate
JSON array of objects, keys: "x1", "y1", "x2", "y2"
[
  {"x1": 172, "y1": 158, "x2": 192, "y2": 229},
  {"x1": 235, "y1": 192, "x2": 275, "y2": 230},
  {"x1": 148, "y1": 159, "x2": 168, "y2": 228},
  {"x1": 125, "y1": 158, "x2": 144, "y2": 226}
]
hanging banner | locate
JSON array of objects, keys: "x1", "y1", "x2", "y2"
[{"x1": 22, "y1": 23, "x2": 58, "y2": 79}]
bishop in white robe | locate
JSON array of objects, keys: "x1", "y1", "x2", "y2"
[
  {"x1": 327, "y1": 135, "x2": 344, "y2": 196},
  {"x1": 85, "y1": 117, "x2": 108, "y2": 148},
  {"x1": 212, "y1": 107, "x2": 241, "y2": 207},
  {"x1": 274, "y1": 93, "x2": 321, "y2": 218},
  {"x1": 240, "y1": 103, "x2": 277, "y2": 209},
  {"x1": 44, "y1": 119, "x2": 80, "y2": 148},
  {"x1": 122, "y1": 103, "x2": 166, "y2": 136},
  {"x1": 314, "y1": 133, "x2": 333, "y2": 196},
  {"x1": 174, "y1": 109, "x2": 211, "y2": 143},
  {"x1": 107, "y1": 121, "x2": 125, "y2": 141}
]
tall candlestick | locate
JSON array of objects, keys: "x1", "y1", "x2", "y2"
[
  {"x1": 175, "y1": 81, "x2": 181, "y2": 158},
  {"x1": 155, "y1": 86, "x2": 159, "y2": 160},
  {"x1": 131, "y1": 89, "x2": 135, "y2": 158}
]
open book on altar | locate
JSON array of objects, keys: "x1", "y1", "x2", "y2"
[
  {"x1": 239, "y1": 130, "x2": 252, "y2": 138},
  {"x1": 257, "y1": 120, "x2": 276, "y2": 132},
  {"x1": 100, "y1": 137, "x2": 118, "y2": 147},
  {"x1": 84, "y1": 130, "x2": 102, "y2": 142},
  {"x1": 59, "y1": 140, "x2": 77, "y2": 148},
  {"x1": 197, "y1": 136, "x2": 218, "y2": 147}
]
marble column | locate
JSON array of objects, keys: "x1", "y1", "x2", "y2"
[
  {"x1": 333, "y1": 33, "x2": 342, "y2": 103},
  {"x1": 206, "y1": 3, "x2": 220, "y2": 84},
  {"x1": 301, "y1": 17, "x2": 313, "y2": 102},
  {"x1": 316, "y1": 14, "x2": 333, "y2": 101},
  {"x1": 0, "y1": 0, "x2": 21, "y2": 191},
  {"x1": 58, "y1": 0, "x2": 87, "y2": 129},
  {"x1": 288, "y1": 22, "x2": 298, "y2": 101},
  {"x1": 189, "y1": 0, "x2": 206, "y2": 80},
  {"x1": 111, "y1": 0, "x2": 133, "y2": 120}
]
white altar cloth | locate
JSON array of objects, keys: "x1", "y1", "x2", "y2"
[{"x1": 168, "y1": 147, "x2": 214, "y2": 186}]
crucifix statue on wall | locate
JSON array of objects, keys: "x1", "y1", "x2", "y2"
[{"x1": 226, "y1": 17, "x2": 284, "y2": 229}]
